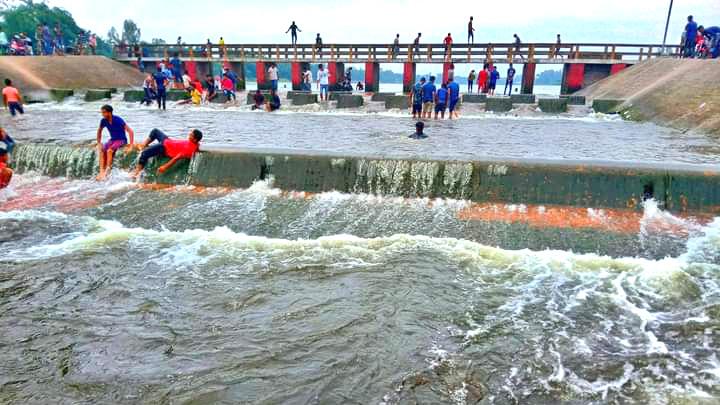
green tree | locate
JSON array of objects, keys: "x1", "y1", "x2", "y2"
[
  {"x1": 107, "y1": 26, "x2": 120, "y2": 45},
  {"x1": 121, "y1": 19, "x2": 141, "y2": 45}
]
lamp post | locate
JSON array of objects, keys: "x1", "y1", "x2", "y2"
[{"x1": 661, "y1": 0, "x2": 674, "y2": 55}]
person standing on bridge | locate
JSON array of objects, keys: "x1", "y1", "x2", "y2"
[
  {"x1": 96, "y1": 105, "x2": 135, "y2": 181},
  {"x1": 34, "y1": 24, "x2": 43, "y2": 56},
  {"x1": 42, "y1": 23, "x2": 53, "y2": 55},
  {"x1": 153, "y1": 66, "x2": 169, "y2": 110},
  {"x1": 684, "y1": 16, "x2": 698, "y2": 58},
  {"x1": 554, "y1": 34, "x2": 563, "y2": 59},
  {"x1": 468, "y1": 17, "x2": 475, "y2": 44},
  {"x1": 444, "y1": 33, "x2": 453, "y2": 57},
  {"x1": 315, "y1": 33, "x2": 323, "y2": 57},
  {"x1": 3, "y1": 79, "x2": 24, "y2": 117},
  {"x1": 413, "y1": 33, "x2": 422, "y2": 57},
  {"x1": 317, "y1": 64, "x2": 329, "y2": 101},
  {"x1": 287, "y1": 21, "x2": 301, "y2": 46},
  {"x1": 392, "y1": 34, "x2": 400, "y2": 59},
  {"x1": 513, "y1": 34, "x2": 524, "y2": 61},
  {"x1": 504, "y1": 63, "x2": 516, "y2": 96},
  {"x1": 54, "y1": 23, "x2": 64, "y2": 55}
]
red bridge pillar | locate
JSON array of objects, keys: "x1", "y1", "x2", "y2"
[
  {"x1": 521, "y1": 63, "x2": 536, "y2": 94},
  {"x1": 403, "y1": 62, "x2": 416, "y2": 93},
  {"x1": 442, "y1": 62, "x2": 452, "y2": 84},
  {"x1": 256, "y1": 61, "x2": 269, "y2": 90},
  {"x1": 365, "y1": 62, "x2": 380, "y2": 93},
  {"x1": 562, "y1": 63, "x2": 585, "y2": 94},
  {"x1": 610, "y1": 64, "x2": 627, "y2": 75},
  {"x1": 291, "y1": 62, "x2": 310, "y2": 91},
  {"x1": 327, "y1": 62, "x2": 345, "y2": 91}
]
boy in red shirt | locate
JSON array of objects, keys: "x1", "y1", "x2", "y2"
[
  {"x1": 221, "y1": 74, "x2": 236, "y2": 102},
  {"x1": 0, "y1": 144, "x2": 13, "y2": 189},
  {"x1": 131, "y1": 128, "x2": 203, "y2": 178}
]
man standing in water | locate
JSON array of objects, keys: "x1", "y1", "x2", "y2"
[
  {"x1": 131, "y1": 128, "x2": 202, "y2": 178},
  {"x1": 409, "y1": 121, "x2": 427, "y2": 139},
  {"x1": 504, "y1": 63, "x2": 516, "y2": 96},
  {"x1": 96, "y1": 105, "x2": 134, "y2": 181},
  {"x1": 153, "y1": 66, "x2": 169, "y2": 110},
  {"x1": 286, "y1": 21, "x2": 301, "y2": 46},
  {"x1": 3, "y1": 79, "x2": 24, "y2": 117},
  {"x1": 447, "y1": 77, "x2": 460, "y2": 119}
]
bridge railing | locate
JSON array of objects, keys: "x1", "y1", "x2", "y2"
[{"x1": 113, "y1": 43, "x2": 683, "y2": 64}]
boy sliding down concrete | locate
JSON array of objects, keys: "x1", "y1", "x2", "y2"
[
  {"x1": 96, "y1": 105, "x2": 134, "y2": 181},
  {"x1": 131, "y1": 128, "x2": 203, "y2": 178}
]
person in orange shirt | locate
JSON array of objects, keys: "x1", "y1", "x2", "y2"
[
  {"x1": 0, "y1": 144, "x2": 12, "y2": 189},
  {"x1": 478, "y1": 64, "x2": 489, "y2": 94},
  {"x1": 2, "y1": 79, "x2": 24, "y2": 117},
  {"x1": 443, "y1": 33, "x2": 453, "y2": 57},
  {"x1": 131, "y1": 128, "x2": 203, "y2": 178}
]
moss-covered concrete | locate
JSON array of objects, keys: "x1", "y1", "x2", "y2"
[
  {"x1": 123, "y1": 90, "x2": 145, "y2": 102},
  {"x1": 84, "y1": 89, "x2": 112, "y2": 102},
  {"x1": 329, "y1": 92, "x2": 352, "y2": 101},
  {"x1": 292, "y1": 93, "x2": 318, "y2": 105},
  {"x1": 510, "y1": 94, "x2": 536, "y2": 104},
  {"x1": 371, "y1": 92, "x2": 396, "y2": 102},
  {"x1": 486, "y1": 97, "x2": 513, "y2": 112},
  {"x1": 385, "y1": 95, "x2": 409, "y2": 109},
  {"x1": 49, "y1": 88, "x2": 74, "y2": 102},
  {"x1": 592, "y1": 99, "x2": 625, "y2": 114},
  {"x1": 539, "y1": 98, "x2": 568, "y2": 113},
  {"x1": 167, "y1": 90, "x2": 190, "y2": 101},
  {"x1": 336, "y1": 95, "x2": 364, "y2": 108},
  {"x1": 561, "y1": 95, "x2": 586, "y2": 105},
  {"x1": 463, "y1": 94, "x2": 487, "y2": 103}
]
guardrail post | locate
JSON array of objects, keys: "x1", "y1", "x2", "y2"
[
  {"x1": 648, "y1": 46, "x2": 653, "y2": 58},
  {"x1": 639, "y1": 47, "x2": 644, "y2": 60},
  {"x1": 574, "y1": 45, "x2": 580, "y2": 59},
  {"x1": 427, "y1": 44, "x2": 432, "y2": 62},
  {"x1": 486, "y1": 44, "x2": 493, "y2": 65},
  {"x1": 611, "y1": 45, "x2": 616, "y2": 60},
  {"x1": 604, "y1": 45, "x2": 608, "y2": 59},
  {"x1": 529, "y1": 45, "x2": 535, "y2": 63}
]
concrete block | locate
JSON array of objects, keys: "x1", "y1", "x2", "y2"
[
  {"x1": 123, "y1": 90, "x2": 145, "y2": 102},
  {"x1": 287, "y1": 91, "x2": 311, "y2": 100},
  {"x1": 485, "y1": 97, "x2": 513, "y2": 112},
  {"x1": 538, "y1": 98, "x2": 568, "y2": 113},
  {"x1": 210, "y1": 94, "x2": 231, "y2": 104},
  {"x1": 292, "y1": 93, "x2": 318, "y2": 105},
  {"x1": 561, "y1": 95, "x2": 586, "y2": 105},
  {"x1": 510, "y1": 94, "x2": 536, "y2": 104},
  {"x1": 592, "y1": 99, "x2": 625, "y2": 114},
  {"x1": 371, "y1": 92, "x2": 396, "y2": 102},
  {"x1": 463, "y1": 94, "x2": 487, "y2": 103},
  {"x1": 49, "y1": 89, "x2": 74, "y2": 102},
  {"x1": 384, "y1": 95, "x2": 409, "y2": 110},
  {"x1": 167, "y1": 90, "x2": 190, "y2": 101},
  {"x1": 329, "y1": 91, "x2": 353, "y2": 101},
  {"x1": 336, "y1": 95, "x2": 364, "y2": 109},
  {"x1": 102, "y1": 88, "x2": 118, "y2": 94},
  {"x1": 84, "y1": 89, "x2": 112, "y2": 102}
]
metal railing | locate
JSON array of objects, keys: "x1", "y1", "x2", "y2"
[{"x1": 114, "y1": 43, "x2": 683, "y2": 64}]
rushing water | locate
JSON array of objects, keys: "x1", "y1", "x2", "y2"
[{"x1": 2, "y1": 100, "x2": 720, "y2": 404}]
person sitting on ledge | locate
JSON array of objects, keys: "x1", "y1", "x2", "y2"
[
  {"x1": 131, "y1": 128, "x2": 202, "y2": 179},
  {"x1": 266, "y1": 90, "x2": 281, "y2": 112},
  {"x1": 409, "y1": 121, "x2": 427, "y2": 139}
]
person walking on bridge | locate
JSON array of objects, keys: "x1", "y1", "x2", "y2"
[
  {"x1": 392, "y1": 34, "x2": 400, "y2": 59},
  {"x1": 287, "y1": 21, "x2": 301, "y2": 46},
  {"x1": 315, "y1": 33, "x2": 323, "y2": 57},
  {"x1": 413, "y1": 33, "x2": 422, "y2": 58},
  {"x1": 468, "y1": 17, "x2": 475, "y2": 44},
  {"x1": 504, "y1": 63, "x2": 516, "y2": 95},
  {"x1": 684, "y1": 16, "x2": 698, "y2": 58},
  {"x1": 554, "y1": 34, "x2": 563, "y2": 59},
  {"x1": 513, "y1": 34, "x2": 524, "y2": 61}
]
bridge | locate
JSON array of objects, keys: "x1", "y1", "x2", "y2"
[{"x1": 113, "y1": 43, "x2": 683, "y2": 94}]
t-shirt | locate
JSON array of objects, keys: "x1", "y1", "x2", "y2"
[
  {"x1": 153, "y1": 72, "x2": 167, "y2": 90},
  {"x1": 303, "y1": 71, "x2": 312, "y2": 83},
  {"x1": 268, "y1": 66, "x2": 279, "y2": 81},
  {"x1": 203, "y1": 80, "x2": 215, "y2": 92},
  {"x1": 3, "y1": 86, "x2": 20, "y2": 103},
  {"x1": 317, "y1": 69, "x2": 329, "y2": 85},
  {"x1": 686, "y1": 21, "x2": 698, "y2": 39},
  {"x1": 191, "y1": 89, "x2": 202, "y2": 105},
  {"x1": 99, "y1": 115, "x2": 127, "y2": 142},
  {"x1": 437, "y1": 88, "x2": 448, "y2": 104},
  {"x1": 479, "y1": 70, "x2": 488, "y2": 83},
  {"x1": 507, "y1": 67, "x2": 516, "y2": 80},
  {"x1": 164, "y1": 139, "x2": 198, "y2": 159},
  {"x1": 468, "y1": 72, "x2": 476, "y2": 81},
  {"x1": 421, "y1": 82, "x2": 436, "y2": 102},
  {"x1": 412, "y1": 83, "x2": 423, "y2": 104},
  {"x1": 0, "y1": 133, "x2": 15, "y2": 154},
  {"x1": 182, "y1": 74, "x2": 191, "y2": 88},
  {"x1": 447, "y1": 82, "x2": 460, "y2": 101},
  {"x1": 221, "y1": 78, "x2": 234, "y2": 91},
  {"x1": 489, "y1": 70, "x2": 500, "y2": 84},
  {"x1": 444, "y1": 36, "x2": 452, "y2": 45}
]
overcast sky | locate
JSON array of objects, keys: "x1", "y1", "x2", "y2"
[{"x1": 41, "y1": 0, "x2": 719, "y2": 45}]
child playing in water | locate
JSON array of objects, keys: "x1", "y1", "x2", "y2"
[
  {"x1": 0, "y1": 127, "x2": 15, "y2": 189},
  {"x1": 131, "y1": 128, "x2": 203, "y2": 178},
  {"x1": 96, "y1": 105, "x2": 134, "y2": 181}
]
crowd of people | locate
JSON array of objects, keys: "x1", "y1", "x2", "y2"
[
  {"x1": 0, "y1": 23, "x2": 97, "y2": 56},
  {"x1": 466, "y1": 63, "x2": 507, "y2": 95},
  {"x1": 409, "y1": 75, "x2": 461, "y2": 120},
  {"x1": 681, "y1": 16, "x2": 719, "y2": 59}
]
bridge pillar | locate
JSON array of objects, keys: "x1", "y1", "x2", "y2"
[
  {"x1": 364, "y1": 62, "x2": 380, "y2": 93},
  {"x1": 403, "y1": 62, "x2": 416, "y2": 93},
  {"x1": 230, "y1": 62, "x2": 246, "y2": 90},
  {"x1": 194, "y1": 62, "x2": 211, "y2": 80},
  {"x1": 442, "y1": 62, "x2": 452, "y2": 84},
  {"x1": 561, "y1": 63, "x2": 585, "y2": 94},
  {"x1": 610, "y1": 64, "x2": 627, "y2": 75},
  {"x1": 521, "y1": 63, "x2": 536, "y2": 94},
  {"x1": 291, "y1": 62, "x2": 310, "y2": 91},
  {"x1": 256, "y1": 61, "x2": 270, "y2": 90},
  {"x1": 327, "y1": 62, "x2": 345, "y2": 91}
]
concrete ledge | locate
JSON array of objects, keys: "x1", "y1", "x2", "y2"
[
  {"x1": 538, "y1": 98, "x2": 568, "y2": 113},
  {"x1": 592, "y1": 99, "x2": 625, "y2": 114},
  {"x1": 123, "y1": 89, "x2": 144, "y2": 102},
  {"x1": 329, "y1": 92, "x2": 353, "y2": 101},
  {"x1": 463, "y1": 94, "x2": 487, "y2": 103},
  {"x1": 485, "y1": 97, "x2": 513, "y2": 112},
  {"x1": 167, "y1": 90, "x2": 190, "y2": 101},
  {"x1": 561, "y1": 95, "x2": 586, "y2": 105},
  {"x1": 84, "y1": 89, "x2": 112, "y2": 102},
  {"x1": 510, "y1": 94, "x2": 536, "y2": 104},
  {"x1": 49, "y1": 88, "x2": 74, "y2": 102},
  {"x1": 336, "y1": 95, "x2": 364, "y2": 108},
  {"x1": 287, "y1": 91, "x2": 311, "y2": 100},
  {"x1": 385, "y1": 95, "x2": 409, "y2": 109},
  {"x1": 210, "y1": 94, "x2": 232, "y2": 104},
  {"x1": 370, "y1": 92, "x2": 396, "y2": 102},
  {"x1": 292, "y1": 93, "x2": 318, "y2": 105}
]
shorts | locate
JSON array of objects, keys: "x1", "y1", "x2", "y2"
[
  {"x1": 449, "y1": 99, "x2": 459, "y2": 112},
  {"x1": 103, "y1": 139, "x2": 127, "y2": 152},
  {"x1": 320, "y1": 84, "x2": 329, "y2": 95},
  {"x1": 412, "y1": 103, "x2": 422, "y2": 114},
  {"x1": 271, "y1": 79, "x2": 278, "y2": 90},
  {"x1": 434, "y1": 103, "x2": 446, "y2": 113},
  {"x1": 8, "y1": 102, "x2": 23, "y2": 116},
  {"x1": 488, "y1": 82, "x2": 496, "y2": 90},
  {"x1": 422, "y1": 102, "x2": 433, "y2": 113}
]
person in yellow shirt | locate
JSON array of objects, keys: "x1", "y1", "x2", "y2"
[{"x1": 191, "y1": 87, "x2": 202, "y2": 105}]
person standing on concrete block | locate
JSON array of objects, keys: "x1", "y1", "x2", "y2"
[
  {"x1": 317, "y1": 64, "x2": 329, "y2": 101},
  {"x1": 42, "y1": 23, "x2": 53, "y2": 55},
  {"x1": 504, "y1": 63, "x2": 516, "y2": 96},
  {"x1": 287, "y1": 22, "x2": 301, "y2": 46},
  {"x1": 3, "y1": 79, "x2": 24, "y2": 117},
  {"x1": 53, "y1": 23, "x2": 64, "y2": 55},
  {"x1": 153, "y1": 67, "x2": 169, "y2": 110},
  {"x1": 434, "y1": 83, "x2": 448, "y2": 120},
  {"x1": 488, "y1": 66, "x2": 500, "y2": 96},
  {"x1": 468, "y1": 17, "x2": 475, "y2": 44},
  {"x1": 268, "y1": 63, "x2": 279, "y2": 91},
  {"x1": 467, "y1": 70, "x2": 476, "y2": 93},
  {"x1": 410, "y1": 77, "x2": 425, "y2": 119},
  {"x1": 421, "y1": 76, "x2": 437, "y2": 119},
  {"x1": 478, "y1": 64, "x2": 489, "y2": 94},
  {"x1": 221, "y1": 74, "x2": 236, "y2": 102},
  {"x1": 34, "y1": 24, "x2": 43, "y2": 56},
  {"x1": 96, "y1": 105, "x2": 134, "y2": 181},
  {"x1": 303, "y1": 68, "x2": 313, "y2": 91}
]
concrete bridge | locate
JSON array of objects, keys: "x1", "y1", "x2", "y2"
[{"x1": 113, "y1": 43, "x2": 682, "y2": 94}]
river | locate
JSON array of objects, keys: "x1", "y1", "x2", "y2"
[{"x1": 1, "y1": 98, "x2": 719, "y2": 404}]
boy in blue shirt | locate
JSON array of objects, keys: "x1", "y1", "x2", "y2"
[
  {"x1": 96, "y1": 104, "x2": 134, "y2": 181},
  {"x1": 421, "y1": 76, "x2": 436, "y2": 119},
  {"x1": 410, "y1": 77, "x2": 425, "y2": 119},
  {"x1": 447, "y1": 78, "x2": 460, "y2": 119},
  {"x1": 488, "y1": 66, "x2": 500, "y2": 96},
  {"x1": 434, "y1": 83, "x2": 448, "y2": 120}
]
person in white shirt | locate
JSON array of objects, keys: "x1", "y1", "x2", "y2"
[
  {"x1": 182, "y1": 71, "x2": 192, "y2": 92},
  {"x1": 316, "y1": 64, "x2": 329, "y2": 101},
  {"x1": 302, "y1": 68, "x2": 312, "y2": 91},
  {"x1": 267, "y1": 63, "x2": 279, "y2": 91}
]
